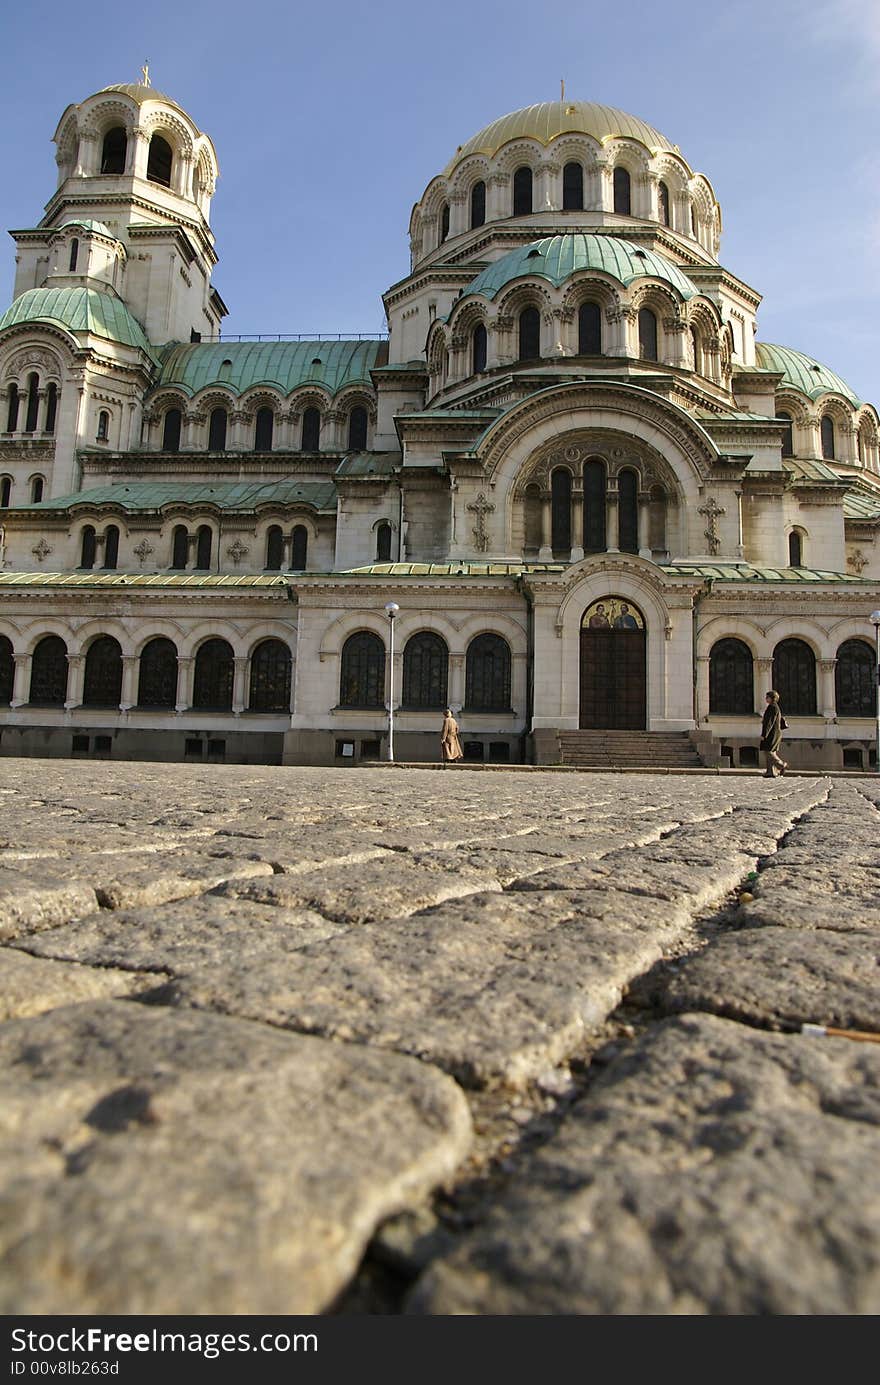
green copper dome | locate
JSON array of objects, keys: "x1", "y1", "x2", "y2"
[
  {"x1": 155, "y1": 339, "x2": 388, "y2": 398},
  {"x1": 0, "y1": 287, "x2": 154, "y2": 356},
  {"x1": 464, "y1": 234, "x2": 698, "y2": 302},
  {"x1": 755, "y1": 343, "x2": 861, "y2": 407},
  {"x1": 445, "y1": 101, "x2": 675, "y2": 174},
  {"x1": 57, "y1": 218, "x2": 119, "y2": 241}
]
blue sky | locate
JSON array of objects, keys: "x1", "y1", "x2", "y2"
[{"x1": 2, "y1": 0, "x2": 878, "y2": 403}]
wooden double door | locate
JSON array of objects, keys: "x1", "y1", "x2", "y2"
[{"x1": 579, "y1": 598, "x2": 647, "y2": 729}]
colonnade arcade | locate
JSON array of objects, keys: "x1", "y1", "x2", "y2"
[{"x1": 514, "y1": 433, "x2": 679, "y2": 561}]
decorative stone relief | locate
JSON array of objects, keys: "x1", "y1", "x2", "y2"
[
  {"x1": 698, "y1": 497, "x2": 726, "y2": 555},
  {"x1": 31, "y1": 538, "x2": 52, "y2": 562},
  {"x1": 133, "y1": 539, "x2": 154, "y2": 565},
  {"x1": 847, "y1": 548, "x2": 869, "y2": 574},
  {"x1": 226, "y1": 539, "x2": 249, "y2": 566},
  {"x1": 467, "y1": 493, "x2": 495, "y2": 553}
]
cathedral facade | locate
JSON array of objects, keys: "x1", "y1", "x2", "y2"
[{"x1": 1, "y1": 84, "x2": 878, "y2": 769}]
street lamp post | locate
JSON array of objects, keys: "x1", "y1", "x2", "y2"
[
  {"x1": 871, "y1": 611, "x2": 880, "y2": 774},
  {"x1": 385, "y1": 602, "x2": 399, "y2": 762}
]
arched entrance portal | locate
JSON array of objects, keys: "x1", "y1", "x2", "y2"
[{"x1": 580, "y1": 597, "x2": 646, "y2": 729}]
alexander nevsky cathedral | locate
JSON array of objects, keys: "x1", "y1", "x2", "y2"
[{"x1": 0, "y1": 81, "x2": 878, "y2": 769}]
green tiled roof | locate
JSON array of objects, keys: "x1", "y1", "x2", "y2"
[
  {"x1": 0, "y1": 287, "x2": 154, "y2": 357},
  {"x1": 0, "y1": 572, "x2": 288, "y2": 589},
  {"x1": 666, "y1": 563, "x2": 870, "y2": 583},
  {"x1": 29, "y1": 481, "x2": 337, "y2": 512},
  {"x1": 154, "y1": 339, "x2": 388, "y2": 398},
  {"x1": 755, "y1": 343, "x2": 862, "y2": 406},
  {"x1": 347, "y1": 560, "x2": 872, "y2": 584},
  {"x1": 464, "y1": 235, "x2": 697, "y2": 302},
  {"x1": 58, "y1": 218, "x2": 118, "y2": 240},
  {"x1": 445, "y1": 102, "x2": 675, "y2": 175},
  {"x1": 844, "y1": 487, "x2": 880, "y2": 520},
  {"x1": 335, "y1": 452, "x2": 398, "y2": 478},
  {"x1": 348, "y1": 562, "x2": 565, "y2": 576}
]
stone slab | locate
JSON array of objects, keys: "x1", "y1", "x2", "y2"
[
  {"x1": 0, "y1": 1000, "x2": 471, "y2": 1315},
  {"x1": 0, "y1": 949, "x2": 160, "y2": 1021},
  {"x1": 408, "y1": 1014, "x2": 880, "y2": 1314}
]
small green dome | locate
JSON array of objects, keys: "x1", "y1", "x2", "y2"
[
  {"x1": 755, "y1": 342, "x2": 861, "y2": 407},
  {"x1": 0, "y1": 287, "x2": 153, "y2": 356},
  {"x1": 57, "y1": 218, "x2": 119, "y2": 241},
  {"x1": 464, "y1": 234, "x2": 698, "y2": 302}
]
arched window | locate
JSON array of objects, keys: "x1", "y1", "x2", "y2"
[
  {"x1": 690, "y1": 328, "x2": 702, "y2": 376},
  {"x1": 470, "y1": 180, "x2": 486, "y2": 228},
  {"x1": 788, "y1": 530, "x2": 803, "y2": 567},
  {"x1": 439, "y1": 203, "x2": 450, "y2": 245},
  {"x1": 171, "y1": 525, "x2": 188, "y2": 569},
  {"x1": 25, "y1": 375, "x2": 39, "y2": 433},
  {"x1": 618, "y1": 469, "x2": 638, "y2": 554},
  {"x1": 301, "y1": 406, "x2": 321, "y2": 451},
  {"x1": 45, "y1": 383, "x2": 57, "y2": 434},
  {"x1": 658, "y1": 181, "x2": 670, "y2": 226},
  {"x1": 563, "y1": 162, "x2": 584, "y2": 210},
  {"x1": 265, "y1": 526, "x2": 283, "y2": 571},
  {"x1": 6, "y1": 383, "x2": 19, "y2": 432},
  {"x1": 137, "y1": 637, "x2": 178, "y2": 709},
  {"x1": 347, "y1": 406, "x2": 368, "y2": 451},
  {"x1": 103, "y1": 525, "x2": 120, "y2": 570},
  {"x1": 68, "y1": 238, "x2": 79, "y2": 272},
  {"x1": 578, "y1": 301, "x2": 602, "y2": 355},
  {"x1": 29, "y1": 635, "x2": 68, "y2": 706},
  {"x1": 773, "y1": 638, "x2": 816, "y2": 716},
  {"x1": 403, "y1": 632, "x2": 447, "y2": 709},
  {"x1": 638, "y1": 307, "x2": 658, "y2": 362},
  {"x1": 583, "y1": 459, "x2": 607, "y2": 553},
  {"x1": 465, "y1": 633, "x2": 511, "y2": 711},
  {"x1": 836, "y1": 639, "x2": 875, "y2": 717},
  {"x1": 83, "y1": 635, "x2": 123, "y2": 707},
  {"x1": 376, "y1": 521, "x2": 392, "y2": 561},
  {"x1": 195, "y1": 525, "x2": 212, "y2": 570},
  {"x1": 147, "y1": 134, "x2": 173, "y2": 187},
  {"x1": 821, "y1": 415, "x2": 835, "y2": 460},
  {"x1": 30, "y1": 476, "x2": 44, "y2": 503},
  {"x1": 551, "y1": 468, "x2": 571, "y2": 554},
  {"x1": 709, "y1": 638, "x2": 754, "y2": 714},
  {"x1": 80, "y1": 525, "x2": 96, "y2": 569},
  {"x1": 254, "y1": 406, "x2": 274, "y2": 451},
  {"x1": 162, "y1": 408, "x2": 182, "y2": 452},
  {"x1": 472, "y1": 323, "x2": 487, "y2": 374},
  {"x1": 290, "y1": 525, "x2": 308, "y2": 571},
  {"x1": 613, "y1": 167, "x2": 631, "y2": 214},
  {"x1": 512, "y1": 166, "x2": 532, "y2": 216},
  {"x1": 340, "y1": 631, "x2": 385, "y2": 708},
  {"x1": 690, "y1": 203, "x2": 698, "y2": 236},
  {"x1": 0, "y1": 635, "x2": 13, "y2": 705},
  {"x1": 524, "y1": 483, "x2": 542, "y2": 553},
  {"x1": 101, "y1": 126, "x2": 127, "y2": 174},
  {"x1": 518, "y1": 306, "x2": 540, "y2": 361},
  {"x1": 0, "y1": 477, "x2": 10, "y2": 508},
  {"x1": 193, "y1": 638, "x2": 234, "y2": 710},
  {"x1": 208, "y1": 408, "x2": 227, "y2": 450},
  {"x1": 248, "y1": 639, "x2": 292, "y2": 712},
  {"x1": 778, "y1": 411, "x2": 793, "y2": 458},
  {"x1": 97, "y1": 410, "x2": 109, "y2": 442}
]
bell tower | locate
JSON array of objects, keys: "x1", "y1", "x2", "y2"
[{"x1": 10, "y1": 74, "x2": 226, "y2": 344}]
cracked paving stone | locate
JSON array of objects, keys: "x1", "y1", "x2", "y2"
[
  {"x1": 0, "y1": 1000, "x2": 471, "y2": 1315},
  {"x1": 0, "y1": 871, "x2": 98, "y2": 942},
  {"x1": 0, "y1": 950, "x2": 161, "y2": 1021},
  {"x1": 407, "y1": 1014, "x2": 880, "y2": 1315}
]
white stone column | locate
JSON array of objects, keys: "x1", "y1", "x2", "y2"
[
  {"x1": 11, "y1": 654, "x2": 31, "y2": 708},
  {"x1": 638, "y1": 492, "x2": 652, "y2": 558},
  {"x1": 606, "y1": 491, "x2": 619, "y2": 552},
  {"x1": 818, "y1": 658, "x2": 837, "y2": 719},
  {"x1": 595, "y1": 160, "x2": 613, "y2": 212},
  {"x1": 65, "y1": 655, "x2": 85, "y2": 710},
  {"x1": 487, "y1": 173, "x2": 507, "y2": 220},
  {"x1": 92, "y1": 534, "x2": 105, "y2": 571},
  {"x1": 176, "y1": 656, "x2": 194, "y2": 712},
  {"x1": 183, "y1": 412, "x2": 201, "y2": 449},
  {"x1": 570, "y1": 489, "x2": 584, "y2": 562},
  {"x1": 132, "y1": 128, "x2": 150, "y2": 180},
  {"x1": 232, "y1": 657, "x2": 249, "y2": 714},
  {"x1": 538, "y1": 494, "x2": 553, "y2": 560},
  {"x1": 448, "y1": 654, "x2": 464, "y2": 711},
  {"x1": 186, "y1": 533, "x2": 198, "y2": 572},
  {"x1": 664, "y1": 316, "x2": 690, "y2": 368},
  {"x1": 449, "y1": 191, "x2": 467, "y2": 237},
  {"x1": 120, "y1": 656, "x2": 138, "y2": 711},
  {"x1": 754, "y1": 658, "x2": 774, "y2": 713},
  {"x1": 696, "y1": 654, "x2": 711, "y2": 724}
]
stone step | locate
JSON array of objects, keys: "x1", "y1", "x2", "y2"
[{"x1": 558, "y1": 730, "x2": 704, "y2": 769}]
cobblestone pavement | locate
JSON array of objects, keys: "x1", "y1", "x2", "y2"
[{"x1": 1, "y1": 758, "x2": 879, "y2": 1314}]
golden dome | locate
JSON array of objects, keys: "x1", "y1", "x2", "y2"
[{"x1": 444, "y1": 101, "x2": 676, "y2": 174}]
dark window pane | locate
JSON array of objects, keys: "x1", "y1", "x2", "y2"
[
  {"x1": 248, "y1": 639, "x2": 291, "y2": 711},
  {"x1": 0, "y1": 636, "x2": 13, "y2": 704},
  {"x1": 103, "y1": 525, "x2": 119, "y2": 570},
  {"x1": 147, "y1": 134, "x2": 173, "y2": 186},
  {"x1": 208, "y1": 408, "x2": 227, "y2": 451},
  {"x1": 101, "y1": 127, "x2": 127, "y2": 174},
  {"x1": 518, "y1": 306, "x2": 540, "y2": 361},
  {"x1": 0, "y1": 477, "x2": 10, "y2": 507},
  {"x1": 551, "y1": 468, "x2": 571, "y2": 554},
  {"x1": 470, "y1": 180, "x2": 486, "y2": 228},
  {"x1": 709, "y1": 638, "x2": 754, "y2": 714},
  {"x1": 835, "y1": 639, "x2": 875, "y2": 717},
  {"x1": 6, "y1": 384, "x2": 19, "y2": 432},
  {"x1": 171, "y1": 525, "x2": 188, "y2": 569},
  {"x1": 31, "y1": 476, "x2": 43, "y2": 503},
  {"x1": 439, "y1": 203, "x2": 450, "y2": 245},
  {"x1": 348, "y1": 407, "x2": 368, "y2": 450},
  {"x1": 195, "y1": 525, "x2": 212, "y2": 570},
  {"x1": 773, "y1": 638, "x2": 816, "y2": 716},
  {"x1": 29, "y1": 635, "x2": 68, "y2": 705},
  {"x1": 302, "y1": 407, "x2": 321, "y2": 450},
  {"x1": 578, "y1": 301, "x2": 601, "y2": 355},
  {"x1": 613, "y1": 167, "x2": 631, "y2": 214},
  {"x1": 69, "y1": 238, "x2": 79, "y2": 272},
  {"x1": 137, "y1": 637, "x2": 178, "y2": 708},
  {"x1": 402, "y1": 632, "x2": 447, "y2": 708},
  {"x1": 659, "y1": 181, "x2": 670, "y2": 226},
  {"x1": 788, "y1": 531, "x2": 802, "y2": 566},
  {"x1": 583, "y1": 460, "x2": 606, "y2": 553},
  {"x1": 254, "y1": 407, "x2": 274, "y2": 451},
  {"x1": 618, "y1": 469, "x2": 638, "y2": 554},
  {"x1": 512, "y1": 166, "x2": 532, "y2": 216},
  {"x1": 821, "y1": 415, "x2": 835, "y2": 459},
  {"x1": 25, "y1": 375, "x2": 39, "y2": 432},
  {"x1": 193, "y1": 638, "x2": 234, "y2": 710},
  {"x1": 563, "y1": 162, "x2": 583, "y2": 210},
  {"x1": 80, "y1": 526, "x2": 96, "y2": 569},
  {"x1": 465, "y1": 633, "x2": 511, "y2": 710},
  {"x1": 83, "y1": 635, "x2": 122, "y2": 707},
  {"x1": 638, "y1": 308, "x2": 658, "y2": 361},
  {"x1": 340, "y1": 631, "x2": 385, "y2": 708},
  {"x1": 45, "y1": 383, "x2": 57, "y2": 434},
  {"x1": 778, "y1": 411, "x2": 793, "y2": 458},
  {"x1": 472, "y1": 323, "x2": 487, "y2": 373},
  {"x1": 265, "y1": 526, "x2": 283, "y2": 571},
  {"x1": 376, "y1": 522, "x2": 392, "y2": 561},
  {"x1": 290, "y1": 525, "x2": 308, "y2": 571},
  {"x1": 163, "y1": 408, "x2": 182, "y2": 451}
]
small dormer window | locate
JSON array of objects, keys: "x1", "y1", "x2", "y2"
[{"x1": 526, "y1": 248, "x2": 542, "y2": 259}]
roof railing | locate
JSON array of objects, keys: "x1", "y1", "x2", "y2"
[{"x1": 211, "y1": 332, "x2": 389, "y2": 343}]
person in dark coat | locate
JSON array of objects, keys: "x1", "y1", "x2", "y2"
[{"x1": 760, "y1": 690, "x2": 787, "y2": 778}]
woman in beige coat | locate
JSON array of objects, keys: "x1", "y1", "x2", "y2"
[{"x1": 440, "y1": 709, "x2": 463, "y2": 763}]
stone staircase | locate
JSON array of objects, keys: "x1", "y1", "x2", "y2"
[{"x1": 557, "y1": 730, "x2": 705, "y2": 770}]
